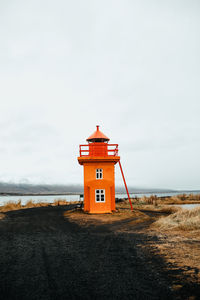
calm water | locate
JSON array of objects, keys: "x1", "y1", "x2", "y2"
[
  {"x1": 0, "y1": 191, "x2": 199, "y2": 206},
  {"x1": 0, "y1": 194, "x2": 80, "y2": 206},
  {"x1": 175, "y1": 203, "x2": 200, "y2": 210}
]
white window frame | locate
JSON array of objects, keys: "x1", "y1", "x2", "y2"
[
  {"x1": 95, "y1": 189, "x2": 105, "y2": 203},
  {"x1": 96, "y1": 168, "x2": 103, "y2": 179}
]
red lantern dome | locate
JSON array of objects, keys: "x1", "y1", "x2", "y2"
[{"x1": 86, "y1": 125, "x2": 110, "y2": 142}]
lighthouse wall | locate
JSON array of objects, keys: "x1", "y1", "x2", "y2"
[{"x1": 83, "y1": 162, "x2": 116, "y2": 213}]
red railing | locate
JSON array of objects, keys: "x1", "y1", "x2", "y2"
[{"x1": 79, "y1": 143, "x2": 118, "y2": 157}]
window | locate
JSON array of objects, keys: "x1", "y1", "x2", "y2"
[
  {"x1": 96, "y1": 168, "x2": 103, "y2": 179},
  {"x1": 95, "y1": 189, "x2": 105, "y2": 202}
]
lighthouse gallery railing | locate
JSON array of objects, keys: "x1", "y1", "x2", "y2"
[{"x1": 79, "y1": 144, "x2": 118, "y2": 157}]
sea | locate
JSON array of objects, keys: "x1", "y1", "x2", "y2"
[
  {"x1": 0, "y1": 190, "x2": 200, "y2": 206},
  {"x1": 175, "y1": 203, "x2": 200, "y2": 210}
]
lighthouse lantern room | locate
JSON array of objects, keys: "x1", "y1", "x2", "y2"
[{"x1": 78, "y1": 126, "x2": 133, "y2": 214}]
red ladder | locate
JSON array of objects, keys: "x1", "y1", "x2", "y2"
[{"x1": 118, "y1": 161, "x2": 133, "y2": 211}]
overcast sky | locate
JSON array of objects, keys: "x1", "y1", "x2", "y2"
[{"x1": 0, "y1": 0, "x2": 199, "y2": 190}]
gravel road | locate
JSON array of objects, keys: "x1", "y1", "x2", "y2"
[{"x1": 0, "y1": 205, "x2": 175, "y2": 300}]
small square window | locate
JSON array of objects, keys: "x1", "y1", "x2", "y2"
[
  {"x1": 96, "y1": 169, "x2": 103, "y2": 179},
  {"x1": 95, "y1": 189, "x2": 105, "y2": 202}
]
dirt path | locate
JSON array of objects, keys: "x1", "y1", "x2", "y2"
[{"x1": 0, "y1": 205, "x2": 189, "y2": 299}]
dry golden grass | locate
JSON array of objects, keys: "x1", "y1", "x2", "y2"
[
  {"x1": 116, "y1": 199, "x2": 180, "y2": 214},
  {"x1": 0, "y1": 199, "x2": 81, "y2": 212},
  {"x1": 139, "y1": 195, "x2": 159, "y2": 205},
  {"x1": 52, "y1": 199, "x2": 69, "y2": 206},
  {"x1": 135, "y1": 193, "x2": 200, "y2": 205},
  {"x1": 0, "y1": 200, "x2": 44, "y2": 212},
  {"x1": 124, "y1": 193, "x2": 200, "y2": 206},
  {"x1": 154, "y1": 207, "x2": 200, "y2": 230},
  {"x1": 154, "y1": 205, "x2": 180, "y2": 214},
  {"x1": 0, "y1": 200, "x2": 22, "y2": 212},
  {"x1": 132, "y1": 204, "x2": 179, "y2": 214},
  {"x1": 0, "y1": 193, "x2": 199, "y2": 213},
  {"x1": 24, "y1": 200, "x2": 35, "y2": 208},
  {"x1": 158, "y1": 193, "x2": 200, "y2": 205},
  {"x1": 0, "y1": 213, "x2": 5, "y2": 220}
]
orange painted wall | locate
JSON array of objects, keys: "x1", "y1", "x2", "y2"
[{"x1": 83, "y1": 162, "x2": 116, "y2": 213}]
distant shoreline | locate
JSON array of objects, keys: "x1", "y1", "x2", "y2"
[
  {"x1": 0, "y1": 190, "x2": 199, "y2": 197},
  {"x1": 0, "y1": 192, "x2": 82, "y2": 196}
]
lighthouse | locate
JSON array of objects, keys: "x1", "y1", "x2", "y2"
[{"x1": 78, "y1": 125, "x2": 120, "y2": 213}]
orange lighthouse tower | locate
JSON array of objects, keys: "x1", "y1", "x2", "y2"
[{"x1": 78, "y1": 126, "x2": 120, "y2": 213}]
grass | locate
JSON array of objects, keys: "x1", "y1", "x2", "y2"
[
  {"x1": 0, "y1": 200, "x2": 22, "y2": 212},
  {"x1": 0, "y1": 199, "x2": 80, "y2": 213},
  {"x1": 131, "y1": 193, "x2": 200, "y2": 205},
  {"x1": 0, "y1": 193, "x2": 200, "y2": 214},
  {"x1": 117, "y1": 197, "x2": 180, "y2": 214},
  {"x1": 0, "y1": 213, "x2": 5, "y2": 220},
  {"x1": 139, "y1": 205, "x2": 179, "y2": 214},
  {"x1": 154, "y1": 207, "x2": 200, "y2": 230},
  {"x1": 159, "y1": 193, "x2": 200, "y2": 204}
]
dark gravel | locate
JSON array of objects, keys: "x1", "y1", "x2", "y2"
[{"x1": 0, "y1": 205, "x2": 182, "y2": 299}]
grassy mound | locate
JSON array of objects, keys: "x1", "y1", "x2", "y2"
[{"x1": 154, "y1": 207, "x2": 200, "y2": 230}]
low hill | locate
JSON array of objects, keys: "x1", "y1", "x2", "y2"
[{"x1": 0, "y1": 182, "x2": 176, "y2": 195}]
